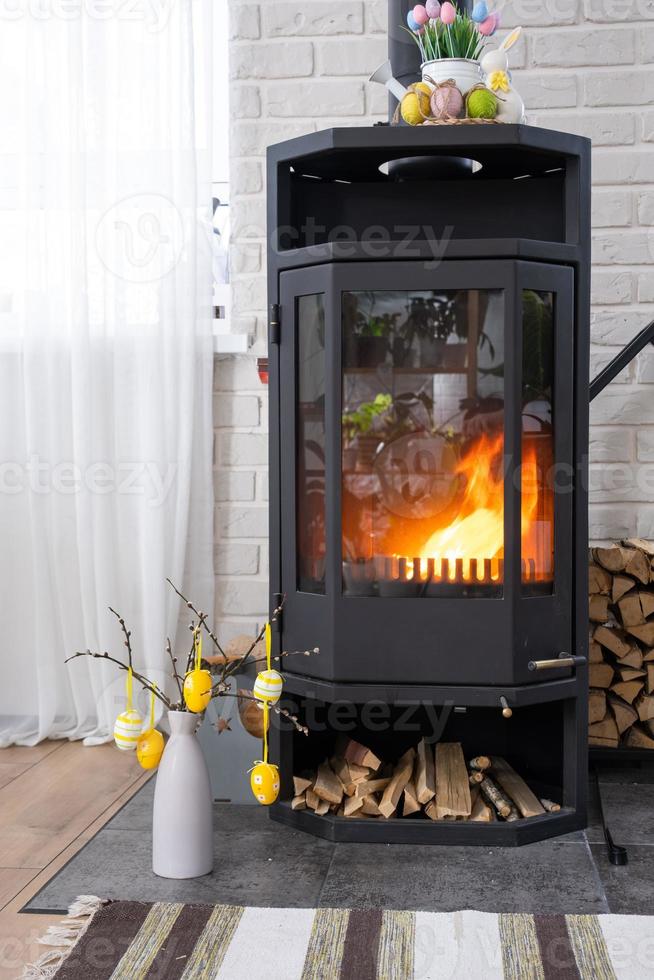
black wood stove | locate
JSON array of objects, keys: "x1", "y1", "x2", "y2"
[{"x1": 265, "y1": 19, "x2": 592, "y2": 842}]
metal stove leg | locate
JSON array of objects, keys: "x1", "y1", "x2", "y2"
[{"x1": 592, "y1": 763, "x2": 628, "y2": 866}]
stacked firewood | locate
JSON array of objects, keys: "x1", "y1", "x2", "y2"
[
  {"x1": 292, "y1": 738, "x2": 559, "y2": 821},
  {"x1": 589, "y1": 538, "x2": 654, "y2": 749}
]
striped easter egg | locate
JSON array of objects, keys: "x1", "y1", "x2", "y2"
[
  {"x1": 113, "y1": 709, "x2": 143, "y2": 750},
  {"x1": 253, "y1": 669, "x2": 283, "y2": 707}
]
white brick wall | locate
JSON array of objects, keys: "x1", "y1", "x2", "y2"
[{"x1": 217, "y1": 0, "x2": 654, "y2": 630}]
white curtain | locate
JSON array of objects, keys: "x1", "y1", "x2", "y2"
[{"x1": 0, "y1": 2, "x2": 214, "y2": 745}]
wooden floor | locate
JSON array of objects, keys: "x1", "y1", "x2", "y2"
[{"x1": 0, "y1": 740, "x2": 150, "y2": 979}]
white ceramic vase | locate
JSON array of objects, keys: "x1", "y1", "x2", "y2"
[
  {"x1": 421, "y1": 58, "x2": 482, "y2": 95},
  {"x1": 152, "y1": 710, "x2": 213, "y2": 879}
]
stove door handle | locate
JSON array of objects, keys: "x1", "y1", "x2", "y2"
[{"x1": 527, "y1": 652, "x2": 587, "y2": 672}]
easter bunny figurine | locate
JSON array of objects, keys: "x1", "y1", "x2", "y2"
[{"x1": 480, "y1": 27, "x2": 525, "y2": 124}]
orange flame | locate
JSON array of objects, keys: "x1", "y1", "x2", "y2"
[{"x1": 418, "y1": 433, "x2": 542, "y2": 582}]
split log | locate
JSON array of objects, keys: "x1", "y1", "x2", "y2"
[
  {"x1": 594, "y1": 546, "x2": 629, "y2": 573},
  {"x1": 611, "y1": 680, "x2": 644, "y2": 704},
  {"x1": 293, "y1": 775, "x2": 312, "y2": 796},
  {"x1": 329, "y1": 756, "x2": 351, "y2": 791},
  {"x1": 589, "y1": 689, "x2": 607, "y2": 725},
  {"x1": 470, "y1": 787, "x2": 493, "y2": 822},
  {"x1": 612, "y1": 575, "x2": 635, "y2": 604},
  {"x1": 620, "y1": 645, "x2": 643, "y2": 670},
  {"x1": 505, "y1": 806, "x2": 521, "y2": 822},
  {"x1": 306, "y1": 789, "x2": 320, "y2": 811},
  {"x1": 354, "y1": 777, "x2": 391, "y2": 798},
  {"x1": 342, "y1": 738, "x2": 382, "y2": 772},
  {"x1": 347, "y1": 762, "x2": 372, "y2": 783},
  {"x1": 313, "y1": 762, "x2": 344, "y2": 806},
  {"x1": 589, "y1": 640, "x2": 604, "y2": 664},
  {"x1": 479, "y1": 776, "x2": 512, "y2": 818},
  {"x1": 540, "y1": 798, "x2": 561, "y2": 813},
  {"x1": 623, "y1": 537, "x2": 654, "y2": 557},
  {"x1": 414, "y1": 738, "x2": 436, "y2": 804},
  {"x1": 343, "y1": 794, "x2": 364, "y2": 817},
  {"x1": 315, "y1": 798, "x2": 330, "y2": 816},
  {"x1": 490, "y1": 757, "x2": 545, "y2": 818},
  {"x1": 361, "y1": 795, "x2": 382, "y2": 817},
  {"x1": 379, "y1": 748, "x2": 415, "y2": 818},
  {"x1": 469, "y1": 756, "x2": 491, "y2": 771},
  {"x1": 641, "y1": 592, "x2": 654, "y2": 619},
  {"x1": 624, "y1": 548, "x2": 651, "y2": 585},
  {"x1": 618, "y1": 666, "x2": 646, "y2": 683},
  {"x1": 608, "y1": 695, "x2": 639, "y2": 735},
  {"x1": 636, "y1": 693, "x2": 654, "y2": 722},
  {"x1": 594, "y1": 625, "x2": 632, "y2": 659},
  {"x1": 627, "y1": 622, "x2": 654, "y2": 647},
  {"x1": 643, "y1": 648, "x2": 654, "y2": 662},
  {"x1": 589, "y1": 662, "x2": 614, "y2": 689},
  {"x1": 648, "y1": 665, "x2": 654, "y2": 695},
  {"x1": 588, "y1": 715, "x2": 619, "y2": 747},
  {"x1": 589, "y1": 563, "x2": 612, "y2": 595},
  {"x1": 435, "y1": 743, "x2": 472, "y2": 819},
  {"x1": 625, "y1": 726, "x2": 654, "y2": 750},
  {"x1": 403, "y1": 780, "x2": 421, "y2": 816},
  {"x1": 589, "y1": 594, "x2": 610, "y2": 623},
  {"x1": 291, "y1": 794, "x2": 307, "y2": 811},
  {"x1": 618, "y1": 594, "x2": 646, "y2": 628}
]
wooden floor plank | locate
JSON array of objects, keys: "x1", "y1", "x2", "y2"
[
  {"x1": 0, "y1": 870, "x2": 37, "y2": 912},
  {"x1": 0, "y1": 765, "x2": 30, "y2": 792},
  {"x1": 0, "y1": 741, "x2": 63, "y2": 766},
  {"x1": 0, "y1": 744, "x2": 151, "y2": 978},
  {"x1": 0, "y1": 741, "x2": 146, "y2": 869}
]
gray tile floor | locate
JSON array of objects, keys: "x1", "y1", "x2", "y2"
[{"x1": 24, "y1": 770, "x2": 653, "y2": 915}]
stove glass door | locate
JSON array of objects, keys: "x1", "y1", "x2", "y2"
[{"x1": 342, "y1": 288, "x2": 506, "y2": 597}]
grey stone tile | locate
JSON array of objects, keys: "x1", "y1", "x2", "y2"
[
  {"x1": 26, "y1": 796, "x2": 334, "y2": 913},
  {"x1": 586, "y1": 782, "x2": 654, "y2": 845},
  {"x1": 593, "y1": 764, "x2": 654, "y2": 785},
  {"x1": 590, "y1": 843, "x2": 654, "y2": 915},
  {"x1": 318, "y1": 841, "x2": 609, "y2": 914}
]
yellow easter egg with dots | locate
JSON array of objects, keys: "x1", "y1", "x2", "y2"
[
  {"x1": 113, "y1": 710, "x2": 143, "y2": 751},
  {"x1": 250, "y1": 762, "x2": 280, "y2": 805},
  {"x1": 253, "y1": 669, "x2": 283, "y2": 707},
  {"x1": 136, "y1": 728, "x2": 164, "y2": 770},
  {"x1": 183, "y1": 668, "x2": 212, "y2": 713}
]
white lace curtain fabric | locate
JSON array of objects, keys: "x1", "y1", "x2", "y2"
[{"x1": 0, "y1": 4, "x2": 214, "y2": 744}]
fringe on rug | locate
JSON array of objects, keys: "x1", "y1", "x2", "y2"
[{"x1": 21, "y1": 895, "x2": 107, "y2": 980}]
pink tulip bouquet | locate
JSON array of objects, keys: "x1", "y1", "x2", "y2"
[{"x1": 405, "y1": 1, "x2": 500, "y2": 62}]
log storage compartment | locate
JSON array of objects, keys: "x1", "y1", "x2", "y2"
[{"x1": 267, "y1": 125, "x2": 590, "y2": 843}]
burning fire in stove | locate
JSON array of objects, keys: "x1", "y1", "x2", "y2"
[{"x1": 341, "y1": 428, "x2": 553, "y2": 590}]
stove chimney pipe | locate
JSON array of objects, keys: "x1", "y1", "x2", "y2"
[{"x1": 387, "y1": 0, "x2": 474, "y2": 117}]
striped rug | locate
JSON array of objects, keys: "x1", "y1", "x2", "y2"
[{"x1": 27, "y1": 900, "x2": 654, "y2": 980}]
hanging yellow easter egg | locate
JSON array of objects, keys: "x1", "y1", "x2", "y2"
[
  {"x1": 250, "y1": 762, "x2": 280, "y2": 805},
  {"x1": 183, "y1": 668, "x2": 212, "y2": 713},
  {"x1": 113, "y1": 709, "x2": 143, "y2": 751},
  {"x1": 253, "y1": 669, "x2": 283, "y2": 707},
  {"x1": 136, "y1": 728, "x2": 164, "y2": 770}
]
